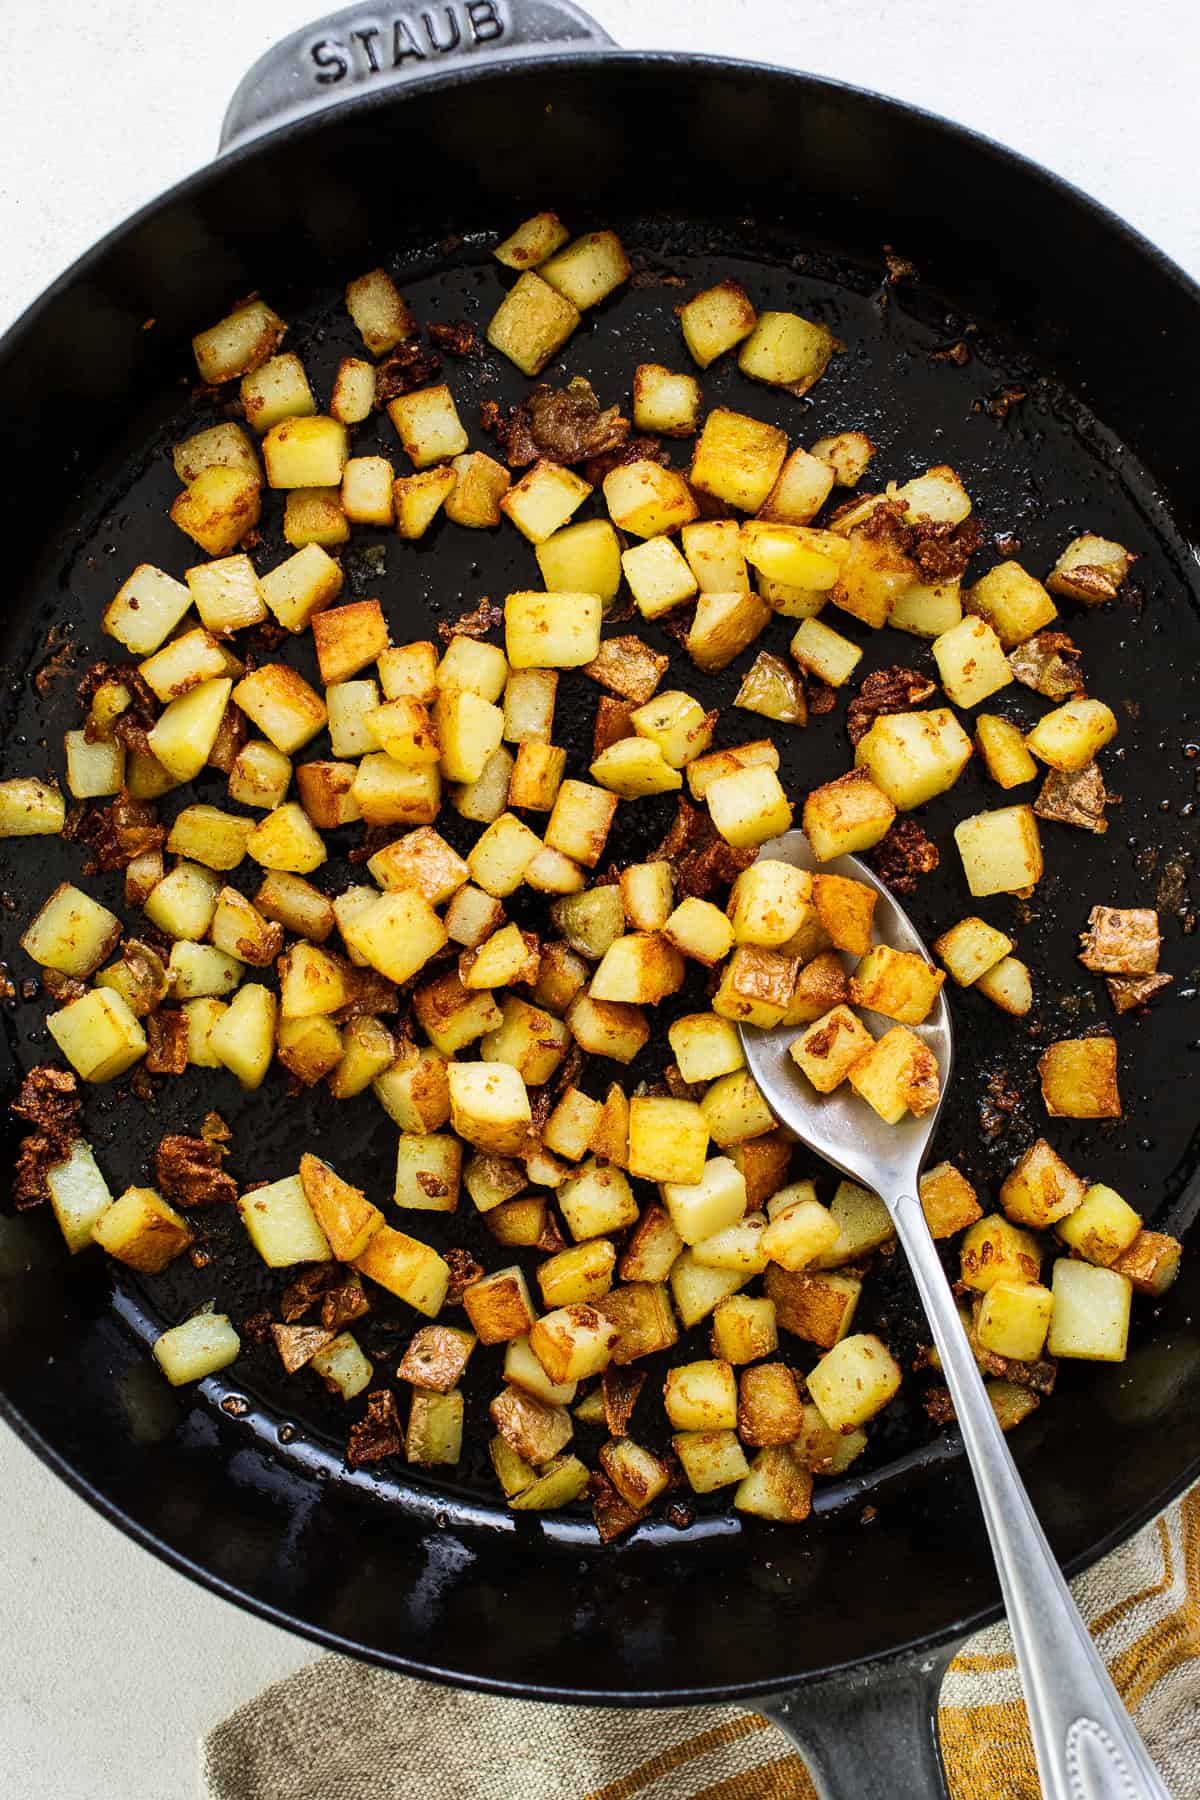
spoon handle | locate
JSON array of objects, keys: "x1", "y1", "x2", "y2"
[{"x1": 891, "y1": 1190, "x2": 1171, "y2": 1800}]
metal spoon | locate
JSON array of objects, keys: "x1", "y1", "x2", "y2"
[{"x1": 738, "y1": 828, "x2": 1170, "y2": 1800}]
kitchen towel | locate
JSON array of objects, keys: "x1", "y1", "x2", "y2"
[{"x1": 202, "y1": 1481, "x2": 1199, "y2": 1798}]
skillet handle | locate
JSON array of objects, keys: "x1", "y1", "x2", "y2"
[
  {"x1": 759, "y1": 1643, "x2": 956, "y2": 1799},
  {"x1": 219, "y1": 0, "x2": 617, "y2": 152}
]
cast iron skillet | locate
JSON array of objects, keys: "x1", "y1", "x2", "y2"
[{"x1": 2, "y1": 6, "x2": 1199, "y2": 1793}]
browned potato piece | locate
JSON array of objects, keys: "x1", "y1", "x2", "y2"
[
  {"x1": 999, "y1": 1138, "x2": 1087, "y2": 1228},
  {"x1": 764, "y1": 1265, "x2": 861, "y2": 1348},
  {"x1": 919, "y1": 1162, "x2": 982, "y2": 1239},
  {"x1": 1038, "y1": 1037, "x2": 1121, "y2": 1119},
  {"x1": 812, "y1": 873, "x2": 876, "y2": 955}
]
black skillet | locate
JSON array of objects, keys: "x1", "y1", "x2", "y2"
[{"x1": 2, "y1": 6, "x2": 1199, "y2": 1793}]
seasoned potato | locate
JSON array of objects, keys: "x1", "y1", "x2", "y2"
[
  {"x1": 803, "y1": 769, "x2": 896, "y2": 861},
  {"x1": 849, "y1": 944, "x2": 944, "y2": 1025},
  {"x1": 807, "y1": 1333, "x2": 901, "y2": 1431},
  {"x1": 1038, "y1": 1036, "x2": 1121, "y2": 1119},
  {"x1": 954, "y1": 805, "x2": 1043, "y2": 897}
]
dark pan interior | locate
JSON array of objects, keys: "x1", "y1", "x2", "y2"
[{"x1": 1, "y1": 55, "x2": 1199, "y2": 1702}]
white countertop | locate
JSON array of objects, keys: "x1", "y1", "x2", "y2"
[{"x1": 1, "y1": 4, "x2": 1196, "y2": 1796}]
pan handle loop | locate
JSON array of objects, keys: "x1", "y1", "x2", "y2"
[
  {"x1": 758, "y1": 1643, "x2": 956, "y2": 1800},
  {"x1": 219, "y1": 0, "x2": 617, "y2": 152}
]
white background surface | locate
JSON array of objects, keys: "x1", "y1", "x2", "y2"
[{"x1": 0, "y1": 4, "x2": 1196, "y2": 1797}]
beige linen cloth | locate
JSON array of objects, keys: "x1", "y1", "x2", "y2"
[{"x1": 203, "y1": 1482, "x2": 1199, "y2": 1800}]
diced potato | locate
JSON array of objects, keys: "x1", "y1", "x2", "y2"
[
  {"x1": 975, "y1": 955, "x2": 1033, "y2": 1016},
  {"x1": 439, "y1": 451, "x2": 509, "y2": 528},
  {"x1": 1047, "y1": 1259, "x2": 1132, "y2": 1361},
  {"x1": 398, "y1": 1325, "x2": 475, "y2": 1395},
  {"x1": 46, "y1": 986, "x2": 146, "y2": 1083},
  {"x1": 975, "y1": 1279, "x2": 1054, "y2": 1361},
  {"x1": 503, "y1": 1334, "x2": 576, "y2": 1406},
  {"x1": 663, "y1": 897, "x2": 735, "y2": 966},
  {"x1": 480, "y1": 993, "x2": 568, "y2": 1084},
  {"x1": 494, "y1": 210, "x2": 569, "y2": 269},
  {"x1": 812, "y1": 873, "x2": 875, "y2": 955},
  {"x1": 761, "y1": 1196, "x2": 841, "y2": 1272},
  {"x1": 530, "y1": 1304, "x2": 620, "y2": 1384},
  {"x1": 405, "y1": 1389, "x2": 464, "y2": 1466},
  {"x1": 261, "y1": 415, "x2": 347, "y2": 491},
  {"x1": 960, "y1": 1213, "x2": 1042, "y2": 1292},
  {"x1": 103, "y1": 564, "x2": 192, "y2": 655},
  {"x1": 373, "y1": 1044, "x2": 451, "y2": 1132},
  {"x1": 1112, "y1": 1230, "x2": 1182, "y2": 1297},
  {"x1": 739, "y1": 310, "x2": 838, "y2": 395},
  {"x1": 616, "y1": 862, "x2": 672, "y2": 934},
  {"x1": 0, "y1": 776, "x2": 65, "y2": 837},
  {"x1": 765, "y1": 1266, "x2": 861, "y2": 1348},
  {"x1": 966, "y1": 562, "x2": 1057, "y2": 647},
  {"x1": 664, "y1": 1359, "x2": 738, "y2": 1431},
  {"x1": 855, "y1": 708, "x2": 973, "y2": 809},
  {"x1": 355, "y1": 1226, "x2": 450, "y2": 1317},
  {"x1": 932, "y1": 616, "x2": 1013, "y2": 708},
  {"x1": 691, "y1": 1214, "x2": 768, "y2": 1275},
  {"x1": 166, "y1": 804, "x2": 253, "y2": 872},
  {"x1": 757, "y1": 447, "x2": 835, "y2": 525},
  {"x1": 558, "y1": 1159, "x2": 639, "y2": 1242},
  {"x1": 623, "y1": 1097, "x2": 708, "y2": 1186},
  {"x1": 379, "y1": 642, "x2": 438, "y2": 705},
  {"x1": 933, "y1": 916, "x2": 1013, "y2": 986},
  {"x1": 328, "y1": 1014, "x2": 396, "y2": 1100},
  {"x1": 504, "y1": 590, "x2": 602, "y2": 670},
  {"x1": 590, "y1": 931, "x2": 685, "y2": 1005},
  {"x1": 240, "y1": 352, "x2": 315, "y2": 434},
  {"x1": 144, "y1": 861, "x2": 221, "y2": 941},
  {"x1": 661, "y1": 1156, "x2": 747, "y2": 1245},
  {"x1": 537, "y1": 1239, "x2": 616, "y2": 1310},
  {"x1": 539, "y1": 229, "x2": 630, "y2": 308},
  {"x1": 393, "y1": 1133, "x2": 462, "y2": 1214},
  {"x1": 685, "y1": 591, "x2": 771, "y2": 673},
  {"x1": 500, "y1": 460, "x2": 590, "y2": 543},
  {"x1": 428, "y1": 689, "x2": 502, "y2": 784},
  {"x1": 309, "y1": 599, "x2": 387, "y2": 687},
  {"x1": 541, "y1": 780, "x2": 618, "y2": 871},
  {"x1": 22, "y1": 883, "x2": 121, "y2": 978},
  {"x1": 690, "y1": 408, "x2": 789, "y2": 513},
  {"x1": 62, "y1": 730, "x2": 124, "y2": 799},
  {"x1": 233, "y1": 664, "x2": 326, "y2": 755},
  {"x1": 1025, "y1": 698, "x2": 1118, "y2": 773},
  {"x1": 705, "y1": 764, "x2": 793, "y2": 849},
  {"x1": 848, "y1": 1025, "x2": 940, "y2": 1123},
  {"x1": 889, "y1": 578, "x2": 963, "y2": 639},
  {"x1": 461, "y1": 811, "x2": 539, "y2": 898},
  {"x1": 829, "y1": 527, "x2": 915, "y2": 628},
  {"x1": 142, "y1": 677, "x2": 229, "y2": 783},
  {"x1": 298, "y1": 1153, "x2": 383, "y2": 1259},
  {"x1": 954, "y1": 805, "x2": 1043, "y2": 896},
  {"x1": 975, "y1": 714, "x2": 1038, "y2": 789},
  {"x1": 1045, "y1": 534, "x2": 1136, "y2": 607},
  {"x1": 566, "y1": 992, "x2": 649, "y2": 1063},
  {"x1": 182, "y1": 996, "x2": 228, "y2": 1067},
  {"x1": 341, "y1": 889, "x2": 447, "y2": 985},
  {"x1": 589, "y1": 738, "x2": 680, "y2": 799},
  {"x1": 329, "y1": 355, "x2": 376, "y2": 425},
  {"x1": 668, "y1": 1013, "x2": 745, "y2": 1085},
  {"x1": 44, "y1": 1139, "x2": 113, "y2": 1253},
  {"x1": 208, "y1": 982, "x2": 277, "y2": 1088},
  {"x1": 673, "y1": 1429, "x2": 750, "y2": 1493},
  {"x1": 345, "y1": 267, "x2": 414, "y2": 353},
  {"x1": 139, "y1": 627, "x2": 241, "y2": 705},
  {"x1": 386, "y1": 384, "x2": 468, "y2": 470},
  {"x1": 700, "y1": 1069, "x2": 776, "y2": 1147},
  {"x1": 734, "y1": 1446, "x2": 813, "y2": 1522},
  {"x1": 919, "y1": 1162, "x2": 982, "y2": 1239},
  {"x1": 532, "y1": 529, "x2": 621, "y2": 619},
  {"x1": 167, "y1": 941, "x2": 243, "y2": 1000},
  {"x1": 742, "y1": 521, "x2": 846, "y2": 592},
  {"x1": 807, "y1": 1332, "x2": 901, "y2": 1431},
  {"x1": 247, "y1": 802, "x2": 327, "y2": 873},
  {"x1": 463, "y1": 1266, "x2": 539, "y2": 1344},
  {"x1": 352, "y1": 755, "x2": 440, "y2": 829},
  {"x1": 277, "y1": 941, "x2": 347, "y2": 1018},
  {"x1": 618, "y1": 538, "x2": 696, "y2": 623},
  {"x1": 709, "y1": 1295, "x2": 777, "y2": 1365},
  {"x1": 238, "y1": 1173, "x2": 330, "y2": 1267},
  {"x1": 487, "y1": 272, "x2": 579, "y2": 376},
  {"x1": 276, "y1": 1015, "x2": 344, "y2": 1087},
  {"x1": 1038, "y1": 1035, "x2": 1121, "y2": 1119},
  {"x1": 809, "y1": 430, "x2": 874, "y2": 487},
  {"x1": 1057, "y1": 1184, "x2": 1142, "y2": 1266},
  {"x1": 737, "y1": 1362, "x2": 805, "y2": 1446},
  {"x1": 849, "y1": 944, "x2": 944, "y2": 1025},
  {"x1": 552, "y1": 886, "x2": 625, "y2": 961},
  {"x1": 447, "y1": 1061, "x2": 531, "y2": 1156},
  {"x1": 789, "y1": 1006, "x2": 874, "y2": 1093},
  {"x1": 391, "y1": 465, "x2": 456, "y2": 538},
  {"x1": 125, "y1": 849, "x2": 165, "y2": 908},
  {"x1": 677, "y1": 280, "x2": 757, "y2": 366},
  {"x1": 627, "y1": 363, "x2": 702, "y2": 442},
  {"x1": 713, "y1": 944, "x2": 798, "y2": 1027},
  {"x1": 687, "y1": 739, "x2": 778, "y2": 801},
  {"x1": 790, "y1": 616, "x2": 863, "y2": 687},
  {"x1": 171, "y1": 465, "x2": 262, "y2": 556},
  {"x1": 802, "y1": 769, "x2": 895, "y2": 861},
  {"x1": 507, "y1": 1452, "x2": 590, "y2": 1510},
  {"x1": 149, "y1": 1312, "x2": 240, "y2": 1386},
  {"x1": 173, "y1": 420, "x2": 261, "y2": 485},
  {"x1": 307, "y1": 1332, "x2": 373, "y2": 1400}
]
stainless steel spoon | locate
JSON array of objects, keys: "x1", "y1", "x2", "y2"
[{"x1": 738, "y1": 828, "x2": 1170, "y2": 1800}]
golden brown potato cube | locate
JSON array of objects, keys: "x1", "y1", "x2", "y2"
[
  {"x1": 311, "y1": 599, "x2": 388, "y2": 686},
  {"x1": 328, "y1": 1014, "x2": 396, "y2": 1100},
  {"x1": 933, "y1": 916, "x2": 1013, "y2": 987},
  {"x1": 1056, "y1": 1183, "x2": 1141, "y2": 1266},
  {"x1": 618, "y1": 862, "x2": 674, "y2": 934},
  {"x1": 734, "y1": 1446, "x2": 814, "y2": 1522},
  {"x1": 668, "y1": 1253, "x2": 750, "y2": 1329},
  {"x1": 276, "y1": 1015, "x2": 344, "y2": 1086},
  {"x1": 761, "y1": 1195, "x2": 841, "y2": 1272},
  {"x1": 734, "y1": 651, "x2": 808, "y2": 726},
  {"x1": 394, "y1": 1132, "x2": 462, "y2": 1214},
  {"x1": 975, "y1": 714, "x2": 1038, "y2": 790},
  {"x1": 699, "y1": 1070, "x2": 776, "y2": 1148},
  {"x1": 661, "y1": 1155, "x2": 747, "y2": 1245},
  {"x1": 1045, "y1": 533, "x2": 1136, "y2": 607},
  {"x1": 500, "y1": 459, "x2": 590, "y2": 542},
  {"x1": 591, "y1": 931, "x2": 685, "y2": 1005},
  {"x1": 812, "y1": 873, "x2": 876, "y2": 955},
  {"x1": 854, "y1": 708, "x2": 973, "y2": 810},
  {"x1": 367, "y1": 827, "x2": 467, "y2": 906},
  {"x1": 689, "y1": 408, "x2": 789, "y2": 513},
  {"x1": 889, "y1": 577, "x2": 963, "y2": 638},
  {"x1": 293, "y1": 761, "x2": 359, "y2": 830},
  {"x1": 298, "y1": 1153, "x2": 382, "y2": 1261},
  {"x1": 493, "y1": 210, "x2": 569, "y2": 269},
  {"x1": 173, "y1": 421, "x2": 261, "y2": 488},
  {"x1": 764, "y1": 1266, "x2": 860, "y2": 1348},
  {"x1": 975, "y1": 955, "x2": 1032, "y2": 1016},
  {"x1": 663, "y1": 897, "x2": 735, "y2": 966},
  {"x1": 954, "y1": 804, "x2": 1043, "y2": 897},
  {"x1": 975, "y1": 1279, "x2": 1054, "y2": 1362},
  {"x1": 677, "y1": 279, "x2": 758, "y2": 366},
  {"x1": 810, "y1": 430, "x2": 875, "y2": 487},
  {"x1": 539, "y1": 229, "x2": 630, "y2": 308},
  {"x1": 673, "y1": 1429, "x2": 750, "y2": 1494},
  {"x1": 790, "y1": 618, "x2": 863, "y2": 688},
  {"x1": 246, "y1": 802, "x2": 327, "y2": 874},
  {"x1": 663, "y1": 1358, "x2": 738, "y2": 1431},
  {"x1": 706, "y1": 764, "x2": 793, "y2": 849},
  {"x1": 444, "y1": 451, "x2": 512, "y2": 528},
  {"x1": 21, "y1": 882, "x2": 121, "y2": 978},
  {"x1": 260, "y1": 542, "x2": 344, "y2": 634},
  {"x1": 757, "y1": 447, "x2": 835, "y2": 526},
  {"x1": 262, "y1": 415, "x2": 348, "y2": 491},
  {"x1": 1038, "y1": 1036, "x2": 1120, "y2": 1119},
  {"x1": 932, "y1": 616, "x2": 1013, "y2": 709},
  {"x1": 1025, "y1": 698, "x2": 1118, "y2": 774},
  {"x1": 545, "y1": 779, "x2": 618, "y2": 868},
  {"x1": 965, "y1": 561, "x2": 1057, "y2": 647},
  {"x1": 590, "y1": 737, "x2": 681, "y2": 799},
  {"x1": 848, "y1": 1026, "x2": 940, "y2": 1123},
  {"x1": 627, "y1": 1097, "x2": 710, "y2": 1185},
  {"x1": 486, "y1": 1195, "x2": 547, "y2": 1248},
  {"x1": 538, "y1": 1239, "x2": 617, "y2": 1309},
  {"x1": 192, "y1": 300, "x2": 287, "y2": 387},
  {"x1": 93, "y1": 1185, "x2": 192, "y2": 1272},
  {"x1": 462, "y1": 1265, "x2": 539, "y2": 1346},
  {"x1": 595, "y1": 1283, "x2": 679, "y2": 1364},
  {"x1": 728, "y1": 1132, "x2": 793, "y2": 1210},
  {"x1": 725, "y1": 862, "x2": 810, "y2": 950},
  {"x1": 487, "y1": 272, "x2": 579, "y2": 377},
  {"x1": 919, "y1": 1162, "x2": 982, "y2": 1239},
  {"x1": 960, "y1": 1213, "x2": 1042, "y2": 1291},
  {"x1": 447, "y1": 1061, "x2": 532, "y2": 1156},
  {"x1": 530, "y1": 1303, "x2": 620, "y2": 1384},
  {"x1": 392, "y1": 466, "x2": 456, "y2": 539},
  {"x1": 741, "y1": 309, "x2": 839, "y2": 394},
  {"x1": 737, "y1": 1362, "x2": 805, "y2": 1446},
  {"x1": 47, "y1": 989, "x2": 147, "y2": 1083},
  {"x1": 529, "y1": 939, "x2": 588, "y2": 1015},
  {"x1": 713, "y1": 945, "x2": 798, "y2": 1028},
  {"x1": 489, "y1": 1381, "x2": 573, "y2": 1463},
  {"x1": 1111, "y1": 1229, "x2": 1183, "y2": 1297},
  {"x1": 601, "y1": 459, "x2": 697, "y2": 540},
  {"x1": 171, "y1": 466, "x2": 261, "y2": 557},
  {"x1": 685, "y1": 590, "x2": 773, "y2": 673},
  {"x1": 807, "y1": 1333, "x2": 901, "y2": 1431},
  {"x1": 789, "y1": 1006, "x2": 874, "y2": 1093},
  {"x1": 387, "y1": 384, "x2": 469, "y2": 470},
  {"x1": 710, "y1": 1294, "x2": 778, "y2": 1364},
  {"x1": 413, "y1": 971, "x2": 500, "y2": 1057},
  {"x1": 589, "y1": 1082, "x2": 631, "y2": 1167},
  {"x1": 240, "y1": 352, "x2": 315, "y2": 434},
  {"x1": 803, "y1": 769, "x2": 896, "y2": 863},
  {"x1": 632, "y1": 361, "x2": 702, "y2": 436},
  {"x1": 1046, "y1": 1259, "x2": 1132, "y2": 1362},
  {"x1": 829, "y1": 528, "x2": 914, "y2": 628},
  {"x1": 849, "y1": 944, "x2": 944, "y2": 1025},
  {"x1": 481, "y1": 994, "x2": 568, "y2": 1086},
  {"x1": 598, "y1": 1438, "x2": 671, "y2": 1510},
  {"x1": 234, "y1": 663, "x2": 326, "y2": 755},
  {"x1": 330, "y1": 356, "x2": 376, "y2": 425},
  {"x1": 618, "y1": 1203, "x2": 684, "y2": 1284},
  {"x1": 405, "y1": 1388, "x2": 464, "y2": 1466},
  {"x1": 345, "y1": 267, "x2": 415, "y2": 353}
]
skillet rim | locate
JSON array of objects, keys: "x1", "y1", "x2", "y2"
[{"x1": 2, "y1": 47, "x2": 1199, "y2": 1703}]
